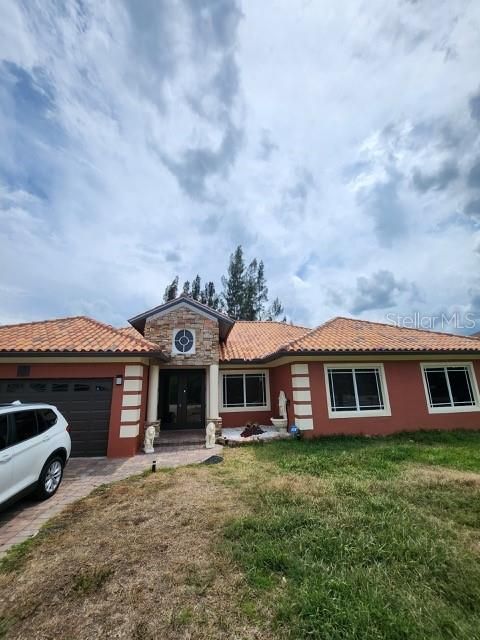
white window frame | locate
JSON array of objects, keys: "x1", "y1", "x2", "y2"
[
  {"x1": 219, "y1": 369, "x2": 271, "y2": 412},
  {"x1": 171, "y1": 328, "x2": 196, "y2": 356},
  {"x1": 420, "y1": 362, "x2": 480, "y2": 414},
  {"x1": 323, "y1": 363, "x2": 391, "y2": 419}
]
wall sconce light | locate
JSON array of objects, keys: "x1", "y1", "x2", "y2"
[{"x1": 115, "y1": 374, "x2": 123, "y2": 386}]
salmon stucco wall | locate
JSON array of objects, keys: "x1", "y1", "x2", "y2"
[
  {"x1": 108, "y1": 363, "x2": 149, "y2": 457},
  {"x1": 306, "y1": 359, "x2": 480, "y2": 437},
  {"x1": 220, "y1": 364, "x2": 293, "y2": 428}
]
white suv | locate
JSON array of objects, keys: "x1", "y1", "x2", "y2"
[{"x1": 0, "y1": 402, "x2": 71, "y2": 507}]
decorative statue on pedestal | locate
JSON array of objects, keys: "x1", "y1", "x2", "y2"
[
  {"x1": 278, "y1": 390, "x2": 288, "y2": 420},
  {"x1": 206, "y1": 421, "x2": 216, "y2": 449},
  {"x1": 143, "y1": 424, "x2": 156, "y2": 454}
]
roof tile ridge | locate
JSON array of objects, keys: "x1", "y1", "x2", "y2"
[
  {"x1": 334, "y1": 315, "x2": 480, "y2": 341},
  {"x1": 0, "y1": 315, "x2": 87, "y2": 330},
  {"x1": 266, "y1": 316, "x2": 339, "y2": 356},
  {"x1": 233, "y1": 319, "x2": 311, "y2": 330},
  {"x1": 81, "y1": 317, "x2": 159, "y2": 349}
]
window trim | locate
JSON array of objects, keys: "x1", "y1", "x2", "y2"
[
  {"x1": 323, "y1": 363, "x2": 391, "y2": 419},
  {"x1": 219, "y1": 369, "x2": 271, "y2": 412},
  {"x1": 420, "y1": 362, "x2": 480, "y2": 414},
  {"x1": 172, "y1": 328, "x2": 196, "y2": 356}
]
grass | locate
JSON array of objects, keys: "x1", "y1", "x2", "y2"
[
  {"x1": 0, "y1": 464, "x2": 268, "y2": 640},
  {"x1": 72, "y1": 566, "x2": 114, "y2": 595},
  {"x1": 223, "y1": 432, "x2": 480, "y2": 639},
  {"x1": 0, "y1": 536, "x2": 38, "y2": 575},
  {"x1": 1, "y1": 430, "x2": 480, "y2": 639},
  {"x1": 253, "y1": 430, "x2": 480, "y2": 479}
]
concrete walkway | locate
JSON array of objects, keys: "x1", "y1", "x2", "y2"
[{"x1": 0, "y1": 445, "x2": 223, "y2": 557}]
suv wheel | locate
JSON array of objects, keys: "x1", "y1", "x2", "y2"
[{"x1": 36, "y1": 456, "x2": 64, "y2": 500}]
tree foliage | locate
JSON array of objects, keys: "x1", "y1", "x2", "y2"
[
  {"x1": 266, "y1": 296, "x2": 285, "y2": 321},
  {"x1": 162, "y1": 245, "x2": 284, "y2": 320},
  {"x1": 221, "y1": 245, "x2": 245, "y2": 319},
  {"x1": 163, "y1": 276, "x2": 179, "y2": 302}
]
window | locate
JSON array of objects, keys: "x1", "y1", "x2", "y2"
[
  {"x1": 421, "y1": 364, "x2": 480, "y2": 413},
  {"x1": 74, "y1": 383, "x2": 90, "y2": 392},
  {"x1": 37, "y1": 409, "x2": 58, "y2": 433},
  {"x1": 52, "y1": 383, "x2": 69, "y2": 392},
  {"x1": 221, "y1": 371, "x2": 270, "y2": 411},
  {"x1": 324, "y1": 365, "x2": 391, "y2": 418},
  {"x1": 0, "y1": 415, "x2": 8, "y2": 451},
  {"x1": 245, "y1": 374, "x2": 266, "y2": 406},
  {"x1": 6, "y1": 382, "x2": 24, "y2": 393},
  {"x1": 223, "y1": 374, "x2": 244, "y2": 407},
  {"x1": 11, "y1": 410, "x2": 38, "y2": 444},
  {"x1": 29, "y1": 382, "x2": 47, "y2": 393},
  {"x1": 172, "y1": 328, "x2": 195, "y2": 355}
]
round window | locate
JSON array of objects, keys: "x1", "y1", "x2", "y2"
[{"x1": 174, "y1": 329, "x2": 194, "y2": 353}]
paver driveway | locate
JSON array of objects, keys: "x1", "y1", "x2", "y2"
[{"x1": 0, "y1": 444, "x2": 222, "y2": 557}]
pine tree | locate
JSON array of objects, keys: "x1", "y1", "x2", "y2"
[
  {"x1": 221, "y1": 246, "x2": 245, "y2": 319},
  {"x1": 163, "y1": 276, "x2": 179, "y2": 302},
  {"x1": 191, "y1": 275, "x2": 201, "y2": 301},
  {"x1": 255, "y1": 260, "x2": 269, "y2": 318},
  {"x1": 162, "y1": 246, "x2": 284, "y2": 319},
  {"x1": 266, "y1": 296, "x2": 285, "y2": 320},
  {"x1": 202, "y1": 281, "x2": 219, "y2": 309},
  {"x1": 242, "y1": 259, "x2": 258, "y2": 320}
]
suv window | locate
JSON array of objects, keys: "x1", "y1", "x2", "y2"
[
  {"x1": 37, "y1": 409, "x2": 58, "y2": 433},
  {"x1": 12, "y1": 410, "x2": 38, "y2": 445},
  {"x1": 0, "y1": 415, "x2": 7, "y2": 451}
]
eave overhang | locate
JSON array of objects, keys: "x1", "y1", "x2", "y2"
[
  {"x1": 0, "y1": 350, "x2": 170, "y2": 360},
  {"x1": 220, "y1": 348, "x2": 480, "y2": 365},
  {"x1": 129, "y1": 295, "x2": 235, "y2": 341}
]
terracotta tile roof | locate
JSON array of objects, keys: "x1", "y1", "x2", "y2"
[
  {"x1": 0, "y1": 316, "x2": 164, "y2": 355},
  {"x1": 220, "y1": 321, "x2": 310, "y2": 361},
  {"x1": 221, "y1": 317, "x2": 480, "y2": 362},
  {"x1": 118, "y1": 326, "x2": 144, "y2": 339},
  {"x1": 2, "y1": 315, "x2": 478, "y2": 361},
  {"x1": 279, "y1": 317, "x2": 480, "y2": 355}
]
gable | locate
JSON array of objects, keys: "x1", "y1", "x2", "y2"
[
  {"x1": 128, "y1": 294, "x2": 234, "y2": 340},
  {"x1": 144, "y1": 305, "x2": 220, "y2": 366}
]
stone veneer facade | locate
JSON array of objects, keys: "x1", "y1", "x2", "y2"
[{"x1": 144, "y1": 306, "x2": 220, "y2": 366}]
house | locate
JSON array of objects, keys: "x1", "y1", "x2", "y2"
[{"x1": 1, "y1": 294, "x2": 480, "y2": 457}]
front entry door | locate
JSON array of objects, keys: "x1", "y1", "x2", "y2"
[{"x1": 158, "y1": 370, "x2": 205, "y2": 430}]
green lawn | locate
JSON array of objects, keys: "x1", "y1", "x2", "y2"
[
  {"x1": 1, "y1": 430, "x2": 480, "y2": 640},
  {"x1": 223, "y1": 431, "x2": 480, "y2": 640}
]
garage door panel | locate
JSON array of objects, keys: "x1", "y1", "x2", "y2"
[{"x1": 0, "y1": 378, "x2": 113, "y2": 456}]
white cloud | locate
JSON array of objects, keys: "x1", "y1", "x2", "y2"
[{"x1": 0, "y1": 0, "x2": 479, "y2": 331}]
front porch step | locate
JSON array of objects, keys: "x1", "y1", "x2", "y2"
[{"x1": 154, "y1": 429, "x2": 205, "y2": 446}]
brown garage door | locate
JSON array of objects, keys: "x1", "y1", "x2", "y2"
[{"x1": 0, "y1": 378, "x2": 113, "y2": 457}]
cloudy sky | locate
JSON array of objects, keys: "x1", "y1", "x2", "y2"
[{"x1": 1, "y1": 0, "x2": 479, "y2": 333}]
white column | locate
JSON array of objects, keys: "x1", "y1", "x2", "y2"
[
  {"x1": 208, "y1": 363, "x2": 220, "y2": 419},
  {"x1": 147, "y1": 364, "x2": 160, "y2": 422}
]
